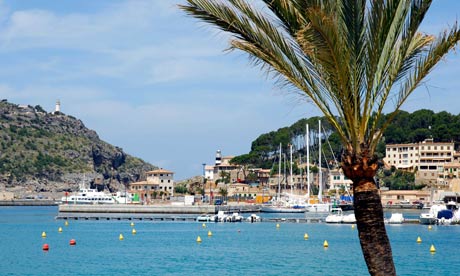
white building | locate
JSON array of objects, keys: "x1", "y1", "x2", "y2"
[{"x1": 328, "y1": 169, "x2": 353, "y2": 191}]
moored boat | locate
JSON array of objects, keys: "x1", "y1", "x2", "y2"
[
  {"x1": 325, "y1": 208, "x2": 343, "y2": 223},
  {"x1": 385, "y1": 213, "x2": 405, "y2": 224},
  {"x1": 246, "y1": 213, "x2": 261, "y2": 222},
  {"x1": 196, "y1": 214, "x2": 216, "y2": 222},
  {"x1": 419, "y1": 203, "x2": 446, "y2": 225},
  {"x1": 261, "y1": 204, "x2": 305, "y2": 213}
]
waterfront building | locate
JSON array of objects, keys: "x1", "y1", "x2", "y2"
[
  {"x1": 227, "y1": 183, "x2": 260, "y2": 200},
  {"x1": 384, "y1": 138, "x2": 455, "y2": 185},
  {"x1": 129, "y1": 169, "x2": 175, "y2": 203},
  {"x1": 380, "y1": 190, "x2": 431, "y2": 205},
  {"x1": 328, "y1": 169, "x2": 353, "y2": 191}
]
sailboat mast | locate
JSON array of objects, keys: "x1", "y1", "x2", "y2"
[
  {"x1": 318, "y1": 120, "x2": 323, "y2": 203},
  {"x1": 278, "y1": 143, "x2": 281, "y2": 200},
  {"x1": 290, "y1": 144, "x2": 293, "y2": 195},
  {"x1": 299, "y1": 153, "x2": 303, "y2": 191},
  {"x1": 306, "y1": 124, "x2": 310, "y2": 200}
]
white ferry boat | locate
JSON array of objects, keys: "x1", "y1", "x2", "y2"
[
  {"x1": 61, "y1": 187, "x2": 116, "y2": 204},
  {"x1": 61, "y1": 179, "x2": 132, "y2": 205}
]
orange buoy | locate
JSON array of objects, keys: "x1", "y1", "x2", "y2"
[
  {"x1": 69, "y1": 239, "x2": 76, "y2": 246},
  {"x1": 42, "y1": 244, "x2": 49, "y2": 251}
]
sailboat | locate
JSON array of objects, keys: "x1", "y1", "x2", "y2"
[
  {"x1": 261, "y1": 143, "x2": 305, "y2": 213},
  {"x1": 304, "y1": 121, "x2": 333, "y2": 213}
]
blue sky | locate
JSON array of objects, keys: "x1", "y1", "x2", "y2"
[{"x1": 0, "y1": 1, "x2": 459, "y2": 180}]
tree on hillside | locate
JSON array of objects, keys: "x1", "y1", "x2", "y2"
[{"x1": 180, "y1": 1, "x2": 460, "y2": 275}]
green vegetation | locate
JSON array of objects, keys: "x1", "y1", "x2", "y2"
[
  {"x1": 231, "y1": 110, "x2": 460, "y2": 171},
  {"x1": 0, "y1": 100, "x2": 155, "y2": 184}
]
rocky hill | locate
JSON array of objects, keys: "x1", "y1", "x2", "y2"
[{"x1": 0, "y1": 100, "x2": 156, "y2": 198}]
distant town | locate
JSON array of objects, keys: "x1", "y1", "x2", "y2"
[{"x1": 76, "y1": 138, "x2": 460, "y2": 207}]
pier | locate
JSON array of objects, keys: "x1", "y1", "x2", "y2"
[{"x1": 57, "y1": 203, "x2": 261, "y2": 219}]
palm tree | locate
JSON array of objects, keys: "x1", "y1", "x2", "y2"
[{"x1": 179, "y1": 1, "x2": 460, "y2": 275}]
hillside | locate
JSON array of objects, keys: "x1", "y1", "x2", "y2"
[
  {"x1": 231, "y1": 110, "x2": 460, "y2": 171},
  {"x1": 0, "y1": 100, "x2": 156, "y2": 197}
]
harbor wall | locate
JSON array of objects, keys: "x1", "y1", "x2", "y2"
[
  {"x1": 0, "y1": 200, "x2": 57, "y2": 206},
  {"x1": 58, "y1": 204, "x2": 261, "y2": 214},
  {"x1": 59, "y1": 204, "x2": 215, "y2": 214}
]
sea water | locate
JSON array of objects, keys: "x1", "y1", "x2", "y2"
[{"x1": 0, "y1": 206, "x2": 458, "y2": 276}]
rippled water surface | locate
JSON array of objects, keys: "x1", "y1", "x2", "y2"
[{"x1": 0, "y1": 206, "x2": 457, "y2": 275}]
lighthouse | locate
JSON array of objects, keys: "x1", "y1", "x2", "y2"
[
  {"x1": 55, "y1": 100, "x2": 61, "y2": 113},
  {"x1": 215, "y1": 150, "x2": 222, "y2": 166}
]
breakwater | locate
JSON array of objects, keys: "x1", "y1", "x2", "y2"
[
  {"x1": 0, "y1": 200, "x2": 58, "y2": 206},
  {"x1": 58, "y1": 203, "x2": 260, "y2": 215}
]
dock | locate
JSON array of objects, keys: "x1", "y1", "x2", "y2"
[{"x1": 56, "y1": 203, "x2": 261, "y2": 219}]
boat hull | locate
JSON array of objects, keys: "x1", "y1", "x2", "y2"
[
  {"x1": 419, "y1": 216, "x2": 437, "y2": 225},
  {"x1": 261, "y1": 206, "x2": 305, "y2": 213},
  {"x1": 305, "y1": 203, "x2": 333, "y2": 213}
]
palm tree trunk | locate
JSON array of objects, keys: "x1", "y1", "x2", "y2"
[{"x1": 353, "y1": 178, "x2": 396, "y2": 276}]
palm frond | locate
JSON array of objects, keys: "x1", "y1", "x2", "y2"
[{"x1": 180, "y1": 0, "x2": 460, "y2": 156}]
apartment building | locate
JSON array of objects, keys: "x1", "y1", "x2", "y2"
[{"x1": 385, "y1": 138, "x2": 455, "y2": 185}]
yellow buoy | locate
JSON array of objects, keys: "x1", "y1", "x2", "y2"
[
  {"x1": 416, "y1": 236, "x2": 422, "y2": 243},
  {"x1": 196, "y1": 236, "x2": 202, "y2": 243},
  {"x1": 276, "y1": 223, "x2": 280, "y2": 228},
  {"x1": 208, "y1": 231, "x2": 212, "y2": 237},
  {"x1": 58, "y1": 227, "x2": 63, "y2": 233},
  {"x1": 41, "y1": 231, "x2": 47, "y2": 238},
  {"x1": 351, "y1": 224, "x2": 355, "y2": 229},
  {"x1": 64, "y1": 221, "x2": 69, "y2": 226},
  {"x1": 428, "y1": 225, "x2": 433, "y2": 230},
  {"x1": 304, "y1": 233, "x2": 309, "y2": 240},
  {"x1": 119, "y1": 234, "x2": 124, "y2": 241},
  {"x1": 202, "y1": 223, "x2": 206, "y2": 228},
  {"x1": 132, "y1": 228, "x2": 137, "y2": 235},
  {"x1": 130, "y1": 222, "x2": 135, "y2": 227},
  {"x1": 430, "y1": 244, "x2": 436, "y2": 253},
  {"x1": 323, "y1": 240, "x2": 329, "y2": 248}
]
